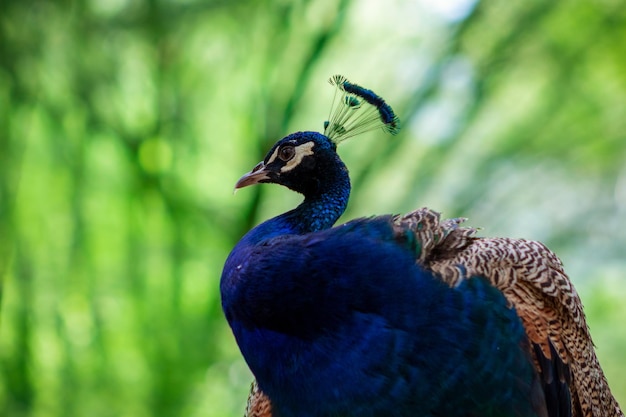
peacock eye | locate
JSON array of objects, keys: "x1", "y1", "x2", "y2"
[{"x1": 278, "y1": 145, "x2": 296, "y2": 161}]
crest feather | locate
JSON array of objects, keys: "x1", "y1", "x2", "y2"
[{"x1": 323, "y1": 75, "x2": 400, "y2": 143}]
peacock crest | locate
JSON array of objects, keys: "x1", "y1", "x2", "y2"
[{"x1": 323, "y1": 75, "x2": 400, "y2": 143}]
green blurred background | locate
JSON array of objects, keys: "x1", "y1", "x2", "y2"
[{"x1": 1, "y1": 0, "x2": 625, "y2": 416}]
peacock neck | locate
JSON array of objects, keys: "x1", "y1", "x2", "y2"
[
  {"x1": 239, "y1": 166, "x2": 351, "y2": 246},
  {"x1": 282, "y1": 180, "x2": 350, "y2": 234}
]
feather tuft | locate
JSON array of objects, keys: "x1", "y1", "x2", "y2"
[{"x1": 324, "y1": 75, "x2": 400, "y2": 143}]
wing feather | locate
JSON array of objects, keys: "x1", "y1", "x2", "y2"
[
  {"x1": 395, "y1": 208, "x2": 623, "y2": 417},
  {"x1": 245, "y1": 381, "x2": 272, "y2": 417}
]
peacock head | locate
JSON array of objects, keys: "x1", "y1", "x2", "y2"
[{"x1": 235, "y1": 75, "x2": 400, "y2": 196}]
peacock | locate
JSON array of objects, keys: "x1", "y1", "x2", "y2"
[{"x1": 220, "y1": 75, "x2": 623, "y2": 417}]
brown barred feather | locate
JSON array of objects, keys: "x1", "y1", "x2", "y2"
[
  {"x1": 394, "y1": 207, "x2": 623, "y2": 417},
  {"x1": 245, "y1": 380, "x2": 272, "y2": 417},
  {"x1": 243, "y1": 207, "x2": 623, "y2": 417}
]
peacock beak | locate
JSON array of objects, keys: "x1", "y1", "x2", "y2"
[{"x1": 235, "y1": 161, "x2": 271, "y2": 189}]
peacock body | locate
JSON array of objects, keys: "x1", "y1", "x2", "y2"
[{"x1": 220, "y1": 76, "x2": 623, "y2": 417}]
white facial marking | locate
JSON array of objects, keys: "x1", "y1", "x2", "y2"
[
  {"x1": 266, "y1": 147, "x2": 281, "y2": 165},
  {"x1": 280, "y1": 142, "x2": 315, "y2": 173}
]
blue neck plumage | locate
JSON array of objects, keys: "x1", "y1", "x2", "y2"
[
  {"x1": 283, "y1": 180, "x2": 350, "y2": 234},
  {"x1": 238, "y1": 169, "x2": 350, "y2": 246}
]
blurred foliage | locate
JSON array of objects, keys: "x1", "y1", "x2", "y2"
[{"x1": 1, "y1": 0, "x2": 625, "y2": 416}]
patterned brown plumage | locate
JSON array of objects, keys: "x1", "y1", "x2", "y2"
[
  {"x1": 242, "y1": 208, "x2": 623, "y2": 417},
  {"x1": 245, "y1": 381, "x2": 272, "y2": 417},
  {"x1": 395, "y1": 207, "x2": 623, "y2": 417}
]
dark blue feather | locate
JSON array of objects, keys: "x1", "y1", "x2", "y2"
[{"x1": 222, "y1": 215, "x2": 544, "y2": 417}]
